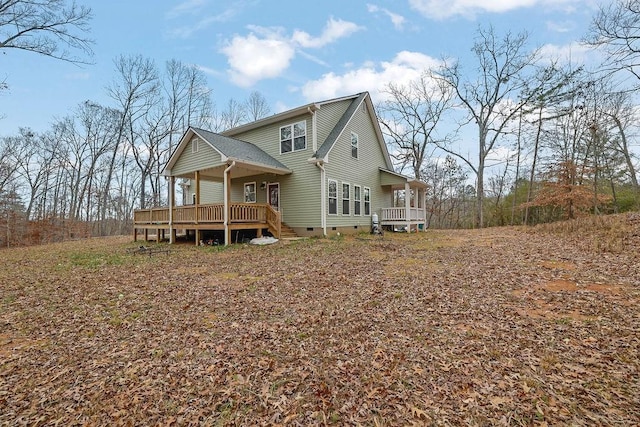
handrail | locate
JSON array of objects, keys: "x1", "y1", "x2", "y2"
[{"x1": 265, "y1": 204, "x2": 281, "y2": 238}]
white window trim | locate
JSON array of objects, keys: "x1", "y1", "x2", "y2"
[
  {"x1": 279, "y1": 120, "x2": 307, "y2": 154},
  {"x1": 342, "y1": 182, "x2": 350, "y2": 216},
  {"x1": 192, "y1": 138, "x2": 199, "y2": 153},
  {"x1": 364, "y1": 186, "x2": 371, "y2": 216},
  {"x1": 244, "y1": 182, "x2": 256, "y2": 203},
  {"x1": 354, "y1": 185, "x2": 362, "y2": 216},
  {"x1": 328, "y1": 179, "x2": 338, "y2": 216},
  {"x1": 351, "y1": 132, "x2": 359, "y2": 159}
]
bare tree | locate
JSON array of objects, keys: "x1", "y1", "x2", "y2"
[
  {"x1": 163, "y1": 60, "x2": 213, "y2": 153},
  {"x1": 601, "y1": 90, "x2": 640, "y2": 191},
  {"x1": 434, "y1": 26, "x2": 570, "y2": 227},
  {"x1": 585, "y1": 0, "x2": 640, "y2": 84},
  {"x1": 104, "y1": 55, "x2": 159, "y2": 230},
  {"x1": 378, "y1": 73, "x2": 455, "y2": 180},
  {"x1": 214, "y1": 98, "x2": 247, "y2": 131},
  {"x1": 0, "y1": 0, "x2": 93, "y2": 63},
  {"x1": 245, "y1": 90, "x2": 271, "y2": 121}
]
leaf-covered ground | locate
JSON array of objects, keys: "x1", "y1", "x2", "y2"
[{"x1": 1, "y1": 218, "x2": 639, "y2": 425}]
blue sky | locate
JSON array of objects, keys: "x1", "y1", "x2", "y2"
[{"x1": 1, "y1": 0, "x2": 604, "y2": 137}]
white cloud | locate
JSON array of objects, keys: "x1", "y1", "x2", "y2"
[
  {"x1": 408, "y1": 0, "x2": 581, "y2": 20},
  {"x1": 165, "y1": 0, "x2": 208, "y2": 19},
  {"x1": 367, "y1": 4, "x2": 407, "y2": 30},
  {"x1": 301, "y1": 51, "x2": 441, "y2": 101},
  {"x1": 166, "y1": 1, "x2": 245, "y2": 38},
  {"x1": 221, "y1": 33, "x2": 295, "y2": 87},
  {"x1": 291, "y1": 18, "x2": 363, "y2": 48},
  {"x1": 220, "y1": 18, "x2": 362, "y2": 87},
  {"x1": 546, "y1": 20, "x2": 576, "y2": 33},
  {"x1": 539, "y1": 42, "x2": 596, "y2": 66}
]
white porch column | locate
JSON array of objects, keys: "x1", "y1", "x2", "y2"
[
  {"x1": 194, "y1": 170, "x2": 200, "y2": 246},
  {"x1": 405, "y1": 182, "x2": 411, "y2": 233},
  {"x1": 169, "y1": 176, "x2": 175, "y2": 243},
  {"x1": 422, "y1": 187, "x2": 428, "y2": 232},
  {"x1": 223, "y1": 162, "x2": 236, "y2": 245}
]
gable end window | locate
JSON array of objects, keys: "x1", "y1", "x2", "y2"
[
  {"x1": 280, "y1": 121, "x2": 306, "y2": 154},
  {"x1": 351, "y1": 132, "x2": 358, "y2": 159},
  {"x1": 328, "y1": 179, "x2": 337, "y2": 215},
  {"x1": 244, "y1": 182, "x2": 256, "y2": 203},
  {"x1": 192, "y1": 138, "x2": 199, "y2": 153},
  {"x1": 342, "y1": 183, "x2": 350, "y2": 215}
]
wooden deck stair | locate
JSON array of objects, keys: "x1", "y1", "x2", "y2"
[{"x1": 279, "y1": 223, "x2": 298, "y2": 239}]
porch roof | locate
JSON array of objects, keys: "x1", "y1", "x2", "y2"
[
  {"x1": 163, "y1": 127, "x2": 292, "y2": 180},
  {"x1": 379, "y1": 168, "x2": 428, "y2": 190}
]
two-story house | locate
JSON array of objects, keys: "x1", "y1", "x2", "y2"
[{"x1": 133, "y1": 92, "x2": 427, "y2": 245}]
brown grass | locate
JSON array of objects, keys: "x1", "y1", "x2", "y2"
[{"x1": 1, "y1": 221, "x2": 639, "y2": 425}]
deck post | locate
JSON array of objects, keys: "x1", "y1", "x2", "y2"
[
  {"x1": 169, "y1": 176, "x2": 175, "y2": 244},
  {"x1": 223, "y1": 162, "x2": 235, "y2": 245},
  {"x1": 422, "y1": 187, "x2": 428, "y2": 232},
  {"x1": 194, "y1": 170, "x2": 200, "y2": 246},
  {"x1": 405, "y1": 182, "x2": 411, "y2": 233}
]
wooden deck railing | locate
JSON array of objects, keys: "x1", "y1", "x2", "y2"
[
  {"x1": 134, "y1": 203, "x2": 275, "y2": 225},
  {"x1": 265, "y1": 205, "x2": 281, "y2": 238}
]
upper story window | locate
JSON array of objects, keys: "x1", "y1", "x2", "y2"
[
  {"x1": 280, "y1": 121, "x2": 306, "y2": 154},
  {"x1": 351, "y1": 132, "x2": 358, "y2": 159}
]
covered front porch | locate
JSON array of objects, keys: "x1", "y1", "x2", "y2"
[{"x1": 133, "y1": 127, "x2": 292, "y2": 245}]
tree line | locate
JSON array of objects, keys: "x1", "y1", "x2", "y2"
[
  {"x1": 380, "y1": 2, "x2": 640, "y2": 229},
  {"x1": 1, "y1": 0, "x2": 640, "y2": 246},
  {"x1": 0, "y1": 54, "x2": 270, "y2": 246}
]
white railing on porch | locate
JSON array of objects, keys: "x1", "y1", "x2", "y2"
[{"x1": 380, "y1": 207, "x2": 425, "y2": 222}]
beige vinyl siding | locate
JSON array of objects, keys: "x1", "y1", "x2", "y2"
[
  {"x1": 316, "y1": 99, "x2": 352, "y2": 149},
  {"x1": 324, "y1": 99, "x2": 392, "y2": 229},
  {"x1": 227, "y1": 114, "x2": 322, "y2": 229},
  {"x1": 173, "y1": 136, "x2": 223, "y2": 176},
  {"x1": 186, "y1": 180, "x2": 223, "y2": 205}
]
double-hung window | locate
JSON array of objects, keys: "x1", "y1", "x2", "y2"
[
  {"x1": 354, "y1": 185, "x2": 361, "y2": 215},
  {"x1": 244, "y1": 182, "x2": 256, "y2": 203},
  {"x1": 364, "y1": 187, "x2": 371, "y2": 215},
  {"x1": 342, "y1": 183, "x2": 350, "y2": 215},
  {"x1": 328, "y1": 179, "x2": 337, "y2": 215},
  {"x1": 280, "y1": 121, "x2": 306, "y2": 153}
]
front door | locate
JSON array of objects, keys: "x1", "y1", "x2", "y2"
[{"x1": 267, "y1": 183, "x2": 280, "y2": 211}]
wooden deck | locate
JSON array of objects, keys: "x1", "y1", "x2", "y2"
[{"x1": 133, "y1": 203, "x2": 281, "y2": 242}]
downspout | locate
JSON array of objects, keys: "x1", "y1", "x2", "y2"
[
  {"x1": 315, "y1": 160, "x2": 327, "y2": 237},
  {"x1": 168, "y1": 176, "x2": 175, "y2": 243},
  {"x1": 308, "y1": 106, "x2": 318, "y2": 152},
  {"x1": 223, "y1": 161, "x2": 236, "y2": 245}
]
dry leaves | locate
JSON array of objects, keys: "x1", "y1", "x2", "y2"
[{"x1": 1, "y1": 218, "x2": 639, "y2": 425}]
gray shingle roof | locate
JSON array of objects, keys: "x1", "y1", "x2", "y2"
[
  {"x1": 191, "y1": 127, "x2": 290, "y2": 171},
  {"x1": 315, "y1": 92, "x2": 368, "y2": 159}
]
